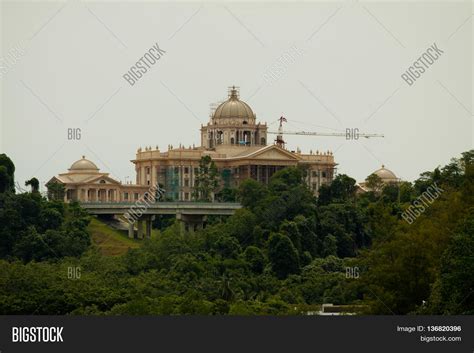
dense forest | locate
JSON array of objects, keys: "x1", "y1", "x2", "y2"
[{"x1": 0, "y1": 150, "x2": 472, "y2": 315}]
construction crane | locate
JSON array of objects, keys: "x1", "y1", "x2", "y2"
[{"x1": 268, "y1": 116, "x2": 384, "y2": 147}]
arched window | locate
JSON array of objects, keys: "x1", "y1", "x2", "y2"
[
  {"x1": 260, "y1": 137, "x2": 266, "y2": 145},
  {"x1": 230, "y1": 137, "x2": 235, "y2": 144}
]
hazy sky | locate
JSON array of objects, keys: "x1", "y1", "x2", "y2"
[{"x1": 1, "y1": 0, "x2": 472, "y2": 192}]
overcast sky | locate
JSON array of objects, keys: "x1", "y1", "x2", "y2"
[{"x1": 1, "y1": 0, "x2": 472, "y2": 192}]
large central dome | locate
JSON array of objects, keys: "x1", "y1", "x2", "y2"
[{"x1": 213, "y1": 86, "x2": 255, "y2": 121}]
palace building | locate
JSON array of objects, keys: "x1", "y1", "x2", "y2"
[
  {"x1": 132, "y1": 86, "x2": 336, "y2": 201},
  {"x1": 49, "y1": 86, "x2": 337, "y2": 202}
]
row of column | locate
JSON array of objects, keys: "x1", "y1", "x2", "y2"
[
  {"x1": 208, "y1": 129, "x2": 259, "y2": 146},
  {"x1": 67, "y1": 188, "x2": 120, "y2": 202}
]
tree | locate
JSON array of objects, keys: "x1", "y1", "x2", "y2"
[
  {"x1": 317, "y1": 174, "x2": 356, "y2": 205},
  {"x1": 216, "y1": 187, "x2": 237, "y2": 202},
  {"x1": 226, "y1": 208, "x2": 257, "y2": 247},
  {"x1": 243, "y1": 246, "x2": 265, "y2": 273},
  {"x1": 279, "y1": 220, "x2": 302, "y2": 254},
  {"x1": 399, "y1": 181, "x2": 414, "y2": 203},
  {"x1": 0, "y1": 154, "x2": 15, "y2": 193},
  {"x1": 25, "y1": 177, "x2": 40, "y2": 193},
  {"x1": 268, "y1": 166, "x2": 307, "y2": 194},
  {"x1": 268, "y1": 233, "x2": 300, "y2": 279},
  {"x1": 330, "y1": 174, "x2": 357, "y2": 202},
  {"x1": 47, "y1": 181, "x2": 65, "y2": 201},
  {"x1": 427, "y1": 210, "x2": 474, "y2": 314},
  {"x1": 317, "y1": 183, "x2": 332, "y2": 205},
  {"x1": 365, "y1": 173, "x2": 384, "y2": 193},
  {"x1": 193, "y1": 156, "x2": 219, "y2": 202},
  {"x1": 237, "y1": 179, "x2": 267, "y2": 209},
  {"x1": 322, "y1": 235, "x2": 337, "y2": 257}
]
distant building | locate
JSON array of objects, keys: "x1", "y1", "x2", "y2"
[
  {"x1": 49, "y1": 86, "x2": 337, "y2": 202},
  {"x1": 357, "y1": 165, "x2": 400, "y2": 193},
  {"x1": 132, "y1": 86, "x2": 337, "y2": 201}
]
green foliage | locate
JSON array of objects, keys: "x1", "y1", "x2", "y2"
[
  {"x1": 0, "y1": 192, "x2": 90, "y2": 261},
  {"x1": 0, "y1": 150, "x2": 472, "y2": 315},
  {"x1": 47, "y1": 181, "x2": 65, "y2": 201},
  {"x1": 25, "y1": 177, "x2": 40, "y2": 193},
  {"x1": 216, "y1": 187, "x2": 237, "y2": 202},
  {"x1": 365, "y1": 173, "x2": 384, "y2": 193},
  {"x1": 318, "y1": 174, "x2": 356, "y2": 205},
  {"x1": 0, "y1": 154, "x2": 15, "y2": 193},
  {"x1": 225, "y1": 208, "x2": 257, "y2": 247},
  {"x1": 237, "y1": 178, "x2": 267, "y2": 209},
  {"x1": 193, "y1": 155, "x2": 219, "y2": 201},
  {"x1": 425, "y1": 209, "x2": 474, "y2": 314},
  {"x1": 268, "y1": 233, "x2": 300, "y2": 279},
  {"x1": 244, "y1": 246, "x2": 265, "y2": 273}
]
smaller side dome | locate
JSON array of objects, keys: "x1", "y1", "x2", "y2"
[
  {"x1": 69, "y1": 156, "x2": 99, "y2": 172},
  {"x1": 373, "y1": 165, "x2": 397, "y2": 181}
]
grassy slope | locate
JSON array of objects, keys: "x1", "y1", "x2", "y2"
[{"x1": 88, "y1": 217, "x2": 140, "y2": 256}]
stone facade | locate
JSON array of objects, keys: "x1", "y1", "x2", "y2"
[{"x1": 133, "y1": 87, "x2": 336, "y2": 201}]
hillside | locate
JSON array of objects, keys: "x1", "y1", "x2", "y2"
[{"x1": 88, "y1": 217, "x2": 140, "y2": 256}]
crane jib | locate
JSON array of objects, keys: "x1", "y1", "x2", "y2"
[{"x1": 267, "y1": 131, "x2": 384, "y2": 138}]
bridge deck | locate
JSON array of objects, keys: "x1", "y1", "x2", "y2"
[{"x1": 80, "y1": 202, "x2": 242, "y2": 215}]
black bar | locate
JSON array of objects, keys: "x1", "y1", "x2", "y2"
[{"x1": 0, "y1": 316, "x2": 472, "y2": 353}]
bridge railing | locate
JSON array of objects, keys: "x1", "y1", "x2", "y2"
[{"x1": 79, "y1": 201, "x2": 242, "y2": 206}]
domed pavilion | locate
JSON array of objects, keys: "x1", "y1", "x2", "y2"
[
  {"x1": 357, "y1": 165, "x2": 400, "y2": 193},
  {"x1": 47, "y1": 156, "x2": 148, "y2": 202}
]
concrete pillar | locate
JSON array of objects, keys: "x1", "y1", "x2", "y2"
[
  {"x1": 137, "y1": 219, "x2": 144, "y2": 239},
  {"x1": 145, "y1": 217, "x2": 152, "y2": 239},
  {"x1": 176, "y1": 214, "x2": 205, "y2": 236},
  {"x1": 176, "y1": 213, "x2": 185, "y2": 236},
  {"x1": 196, "y1": 222, "x2": 203, "y2": 231},
  {"x1": 128, "y1": 222, "x2": 134, "y2": 239}
]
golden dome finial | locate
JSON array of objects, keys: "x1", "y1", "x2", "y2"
[{"x1": 229, "y1": 85, "x2": 239, "y2": 99}]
